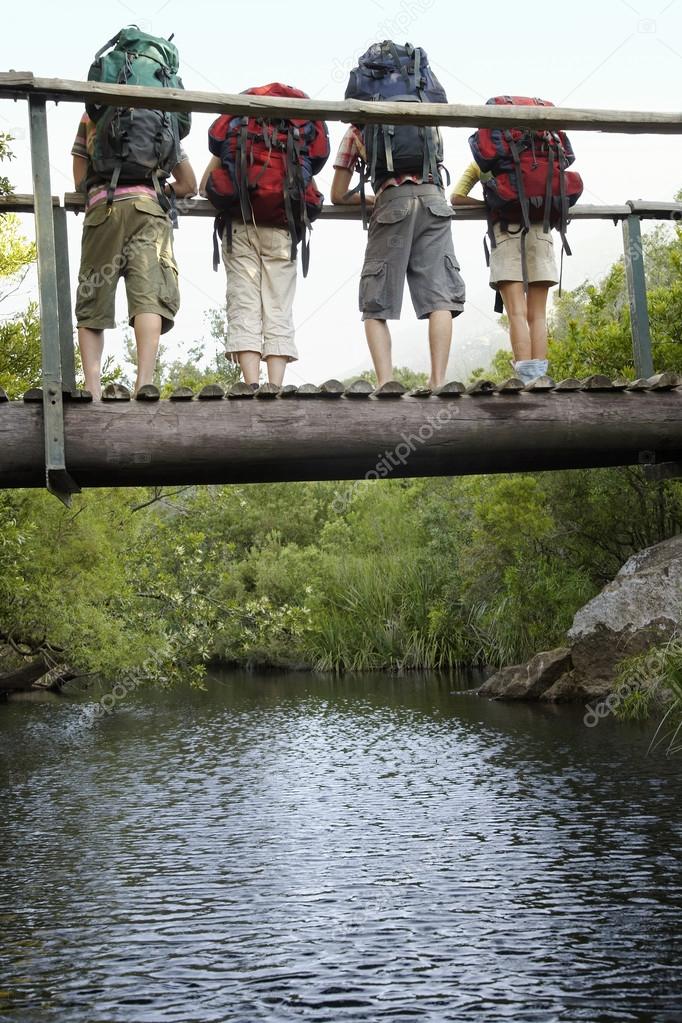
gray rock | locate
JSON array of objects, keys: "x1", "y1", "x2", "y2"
[
  {"x1": 568, "y1": 534, "x2": 682, "y2": 681},
  {"x1": 479, "y1": 647, "x2": 572, "y2": 700},
  {"x1": 541, "y1": 670, "x2": 615, "y2": 703},
  {"x1": 478, "y1": 535, "x2": 682, "y2": 704}
]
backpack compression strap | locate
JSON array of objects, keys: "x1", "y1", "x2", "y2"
[
  {"x1": 284, "y1": 125, "x2": 314, "y2": 275},
  {"x1": 504, "y1": 130, "x2": 531, "y2": 293},
  {"x1": 387, "y1": 41, "x2": 410, "y2": 85},
  {"x1": 236, "y1": 119, "x2": 254, "y2": 224}
]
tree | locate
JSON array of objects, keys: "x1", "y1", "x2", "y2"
[{"x1": 0, "y1": 136, "x2": 41, "y2": 398}]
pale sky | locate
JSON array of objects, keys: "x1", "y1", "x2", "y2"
[{"x1": 2, "y1": 0, "x2": 682, "y2": 384}]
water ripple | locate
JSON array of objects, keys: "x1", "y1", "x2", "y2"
[{"x1": 0, "y1": 672, "x2": 680, "y2": 1022}]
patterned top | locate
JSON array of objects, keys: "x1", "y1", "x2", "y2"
[
  {"x1": 333, "y1": 125, "x2": 433, "y2": 196},
  {"x1": 71, "y1": 113, "x2": 187, "y2": 210}
]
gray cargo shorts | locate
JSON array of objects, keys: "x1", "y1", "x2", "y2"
[{"x1": 359, "y1": 182, "x2": 466, "y2": 321}]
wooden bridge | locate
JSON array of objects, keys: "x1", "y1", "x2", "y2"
[
  {"x1": 1, "y1": 73, "x2": 681, "y2": 501},
  {"x1": 1, "y1": 375, "x2": 681, "y2": 489}
]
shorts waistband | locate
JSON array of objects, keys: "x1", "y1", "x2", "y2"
[{"x1": 376, "y1": 182, "x2": 445, "y2": 205}]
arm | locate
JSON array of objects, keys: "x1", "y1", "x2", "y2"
[
  {"x1": 199, "y1": 156, "x2": 220, "y2": 196},
  {"x1": 73, "y1": 154, "x2": 88, "y2": 192},
  {"x1": 330, "y1": 166, "x2": 375, "y2": 207},
  {"x1": 450, "y1": 162, "x2": 485, "y2": 207},
  {"x1": 170, "y1": 158, "x2": 198, "y2": 199},
  {"x1": 330, "y1": 126, "x2": 375, "y2": 207},
  {"x1": 452, "y1": 193, "x2": 485, "y2": 208}
]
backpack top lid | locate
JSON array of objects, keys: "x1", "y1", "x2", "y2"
[
  {"x1": 486, "y1": 96, "x2": 555, "y2": 107},
  {"x1": 94, "y1": 25, "x2": 180, "y2": 75},
  {"x1": 243, "y1": 82, "x2": 310, "y2": 100},
  {"x1": 345, "y1": 40, "x2": 446, "y2": 103},
  {"x1": 357, "y1": 40, "x2": 426, "y2": 74}
]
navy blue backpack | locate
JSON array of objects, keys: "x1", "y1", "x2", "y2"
[{"x1": 345, "y1": 41, "x2": 448, "y2": 212}]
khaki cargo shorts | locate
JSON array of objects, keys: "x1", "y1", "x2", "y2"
[
  {"x1": 489, "y1": 223, "x2": 559, "y2": 287},
  {"x1": 222, "y1": 222, "x2": 298, "y2": 361},
  {"x1": 75, "y1": 196, "x2": 180, "y2": 334},
  {"x1": 359, "y1": 183, "x2": 466, "y2": 321}
]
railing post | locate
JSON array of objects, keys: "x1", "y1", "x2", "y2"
[
  {"x1": 52, "y1": 205, "x2": 77, "y2": 393},
  {"x1": 622, "y1": 206, "x2": 654, "y2": 379},
  {"x1": 28, "y1": 96, "x2": 80, "y2": 504}
]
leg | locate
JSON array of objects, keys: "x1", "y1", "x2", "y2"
[
  {"x1": 364, "y1": 319, "x2": 393, "y2": 387},
  {"x1": 359, "y1": 192, "x2": 412, "y2": 384},
  {"x1": 264, "y1": 355, "x2": 288, "y2": 387},
  {"x1": 238, "y1": 350, "x2": 262, "y2": 386},
  {"x1": 123, "y1": 202, "x2": 178, "y2": 392},
  {"x1": 404, "y1": 190, "x2": 465, "y2": 385},
  {"x1": 261, "y1": 228, "x2": 298, "y2": 384},
  {"x1": 427, "y1": 310, "x2": 453, "y2": 390},
  {"x1": 78, "y1": 327, "x2": 105, "y2": 399},
  {"x1": 224, "y1": 224, "x2": 264, "y2": 378},
  {"x1": 527, "y1": 284, "x2": 550, "y2": 359},
  {"x1": 132, "y1": 312, "x2": 162, "y2": 393},
  {"x1": 498, "y1": 282, "x2": 531, "y2": 361}
]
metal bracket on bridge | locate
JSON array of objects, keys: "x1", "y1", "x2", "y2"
[{"x1": 28, "y1": 96, "x2": 80, "y2": 505}]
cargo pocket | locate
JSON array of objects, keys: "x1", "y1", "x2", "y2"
[
  {"x1": 423, "y1": 198, "x2": 454, "y2": 220},
  {"x1": 75, "y1": 266, "x2": 99, "y2": 308},
  {"x1": 158, "y1": 256, "x2": 180, "y2": 318},
  {"x1": 445, "y1": 253, "x2": 465, "y2": 306},
  {"x1": 359, "y1": 260, "x2": 387, "y2": 315},
  {"x1": 133, "y1": 197, "x2": 169, "y2": 219},
  {"x1": 79, "y1": 203, "x2": 112, "y2": 289},
  {"x1": 83, "y1": 203, "x2": 112, "y2": 229},
  {"x1": 374, "y1": 204, "x2": 411, "y2": 224}
]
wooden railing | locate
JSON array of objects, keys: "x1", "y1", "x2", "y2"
[{"x1": 0, "y1": 72, "x2": 681, "y2": 502}]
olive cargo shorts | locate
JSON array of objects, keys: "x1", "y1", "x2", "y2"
[
  {"x1": 359, "y1": 183, "x2": 466, "y2": 321},
  {"x1": 75, "y1": 196, "x2": 180, "y2": 334}
]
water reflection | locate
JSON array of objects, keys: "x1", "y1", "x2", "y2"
[{"x1": 1, "y1": 672, "x2": 680, "y2": 1021}]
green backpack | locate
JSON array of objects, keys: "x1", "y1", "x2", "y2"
[{"x1": 86, "y1": 26, "x2": 191, "y2": 205}]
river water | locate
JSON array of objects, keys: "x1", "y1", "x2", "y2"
[{"x1": 1, "y1": 672, "x2": 680, "y2": 1022}]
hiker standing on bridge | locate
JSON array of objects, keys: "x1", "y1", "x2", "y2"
[
  {"x1": 331, "y1": 42, "x2": 465, "y2": 390},
  {"x1": 73, "y1": 28, "x2": 197, "y2": 399},
  {"x1": 201, "y1": 84, "x2": 330, "y2": 389},
  {"x1": 452, "y1": 97, "x2": 583, "y2": 384}
]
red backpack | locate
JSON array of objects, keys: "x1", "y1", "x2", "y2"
[
  {"x1": 469, "y1": 96, "x2": 583, "y2": 300},
  {"x1": 206, "y1": 83, "x2": 330, "y2": 276}
]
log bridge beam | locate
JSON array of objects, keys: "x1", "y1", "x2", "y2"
[{"x1": 1, "y1": 378, "x2": 681, "y2": 489}]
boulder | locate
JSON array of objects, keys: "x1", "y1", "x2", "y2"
[
  {"x1": 478, "y1": 535, "x2": 682, "y2": 703},
  {"x1": 568, "y1": 534, "x2": 682, "y2": 681},
  {"x1": 479, "y1": 647, "x2": 573, "y2": 700}
]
